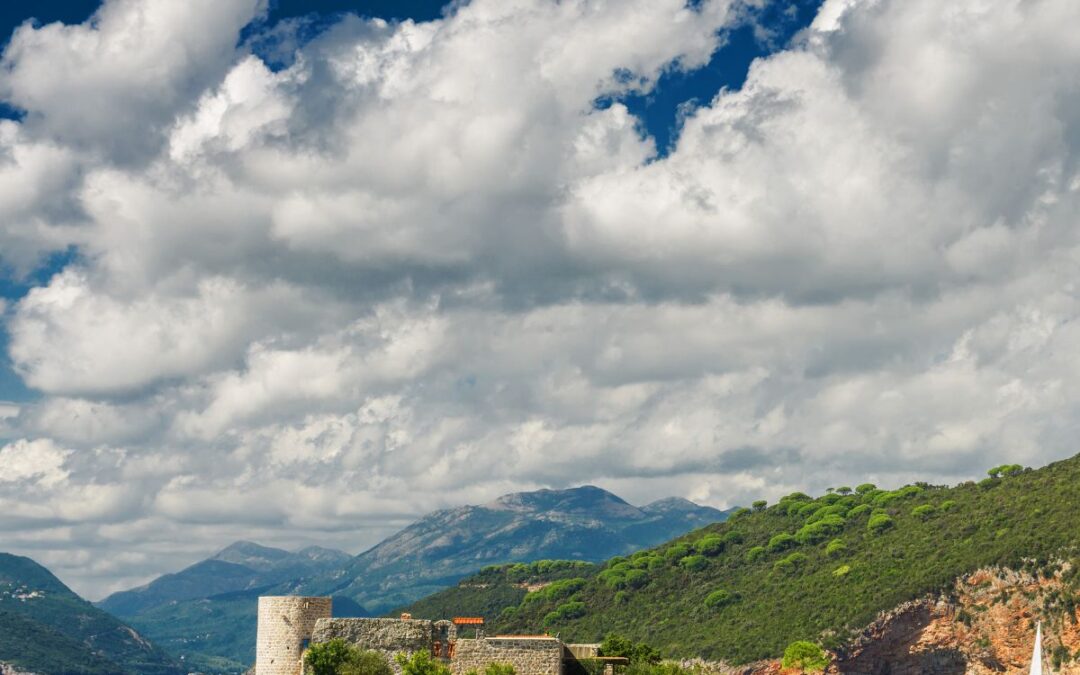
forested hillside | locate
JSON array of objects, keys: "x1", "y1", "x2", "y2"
[
  {"x1": 0, "y1": 553, "x2": 182, "y2": 675},
  {"x1": 404, "y1": 456, "x2": 1080, "y2": 666}
]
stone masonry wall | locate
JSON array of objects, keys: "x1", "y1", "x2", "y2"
[
  {"x1": 312, "y1": 617, "x2": 451, "y2": 674},
  {"x1": 450, "y1": 637, "x2": 564, "y2": 675},
  {"x1": 256, "y1": 596, "x2": 332, "y2": 675}
]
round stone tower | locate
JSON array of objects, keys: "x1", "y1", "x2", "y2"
[{"x1": 256, "y1": 596, "x2": 333, "y2": 675}]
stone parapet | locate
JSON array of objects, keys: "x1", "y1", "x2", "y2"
[{"x1": 450, "y1": 637, "x2": 563, "y2": 675}]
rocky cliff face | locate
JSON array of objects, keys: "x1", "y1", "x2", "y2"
[
  {"x1": 697, "y1": 566, "x2": 1080, "y2": 675},
  {"x1": 829, "y1": 567, "x2": 1080, "y2": 675}
]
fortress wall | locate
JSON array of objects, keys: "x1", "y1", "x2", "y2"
[
  {"x1": 256, "y1": 596, "x2": 332, "y2": 675},
  {"x1": 312, "y1": 617, "x2": 448, "y2": 674},
  {"x1": 450, "y1": 637, "x2": 564, "y2": 675}
]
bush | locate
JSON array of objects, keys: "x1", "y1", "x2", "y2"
[
  {"x1": 664, "y1": 543, "x2": 692, "y2": 561},
  {"x1": 847, "y1": 504, "x2": 872, "y2": 518},
  {"x1": 752, "y1": 500, "x2": 768, "y2": 512},
  {"x1": 940, "y1": 500, "x2": 957, "y2": 511},
  {"x1": 988, "y1": 464, "x2": 1024, "y2": 478},
  {"x1": 867, "y1": 513, "x2": 895, "y2": 535},
  {"x1": 833, "y1": 565, "x2": 852, "y2": 578},
  {"x1": 781, "y1": 642, "x2": 829, "y2": 672},
  {"x1": 600, "y1": 635, "x2": 661, "y2": 665},
  {"x1": 543, "y1": 601, "x2": 587, "y2": 626},
  {"x1": 704, "y1": 589, "x2": 734, "y2": 608},
  {"x1": 624, "y1": 569, "x2": 648, "y2": 588},
  {"x1": 767, "y1": 533, "x2": 797, "y2": 552},
  {"x1": 722, "y1": 530, "x2": 745, "y2": 545},
  {"x1": 482, "y1": 665, "x2": 516, "y2": 675},
  {"x1": 912, "y1": 504, "x2": 937, "y2": 520},
  {"x1": 774, "y1": 552, "x2": 808, "y2": 574},
  {"x1": 855, "y1": 483, "x2": 877, "y2": 494},
  {"x1": 396, "y1": 651, "x2": 450, "y2": 675},
  {"x1": 695, "y1": 535, "x2": 725, "y2": 556},
  {"x1": 746, "y1": 546, "x2": 766, "y2": 562},
  {"x1": 796, "y1": 515, "x2": 845, "y2": 545},
  {"x1": 680, "y1": 555, "x2": 708, "y2": 571},
  {"x1": 729, "y1": 507, "x2": 751, "y2": 520},
  {"x1": 872, "y1": 491, "x2": 901, "y2": 507},
  {"x1": 825, "y1": 539, "x2": 847, "y2": 557},
  {"x1": 523, "y1": 577, "x2": 587, "y2": 602},
  {"x1": 305, "y1": 640, "x2": 393, "y2": 675}
]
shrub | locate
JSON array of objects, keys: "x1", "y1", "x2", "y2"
[
  {"x1": 396, "y1": 651, "x2": 450, "y2": 675},
  {"x1": 704, "y1": 589, "x2": 734, "y2": 608},
  {"x1": 722, "y1": 530, "x2": 745, "y2": 545},
  {"x1": 767, "y1": 533, "x2": 797, "y2": 552},
  {"x1": 680, "y1": 555, "x2": 708, "y2": 571},
  {"x1": 774, "y1": 552, "x2": 808, "y2": 573},
  {"x1": 833, "y1": 564, "x2": 852, "y2": 578},
  {"x1": 746, "y1": 546, "x2": 766, "y2": 562},
  {"x1": 988, "y1": 464, "x2": 1024, "y2": 478},
  {"x1": 624, "y1": 569, "x2": 648, "y2": 588},
  {"x1": 855, "y1": 483, "x2": 877, "y2": 495},
  {"x1": 598, "y1": 569, "x2": 626, "y2": 588},
  {"x1": 912, "y1": 504, "x2": 937, "y2": 521},
  {"x1": 523, "y1": 577, "x2": 586, "y2": 603},
  {"x1": 729, "y1": 507, "x2": 751, "y2": 520},
  {"x1": 307, "y1": 640, "x2": 393, "y2": 675},
  {"x1": 898, "y1": 485, "x2": 924, "y2": 498},
  {"x1": 835, "y1": 486, "x2": 853, "y2": 495},
  {"x1": 796, "y1": 515, "x2": 845, "y2": 545},
  {"x1": 482, "y1": 665, "x2": 516, "y2": 675},
  {"x1": 664, "y1": 543, "x2": 692, "y2": 561},
  {"x1": 847, "y1": 504, "x2": 872, "y2": 518},
  {"x1": 825, "y1": 539, "x2": 847, "y2": 557},
  {"x1": 600, "y1": 635, "x2": 661, "y2": 665},
  {"x1": 782, "y1": 642, "x2": 829, "y2": 672},
  {"x1": 752, "y1": 500, "x2": 768, "y2": 512},
  {"x1": 867, "y1": 513, "x2": 895, "y2": 535},
  {"x1": 695, "y1": 535, "x2": 725, "y2": 556},
  {"x1": 614, "y1": 591, "x2": 628, "y2": 604},
  {"x1": 543, "y1": 601, "x2": 587, "y2": 626},
  {"x1": 872, "y1": 491, "x2": 901, "y2": 507},
  {"x1": 940, "y1": 500, "x2": 957, "y2": 511},
  {"x1": 806, "y1": 504, "x2": 846, "y2": 524}
]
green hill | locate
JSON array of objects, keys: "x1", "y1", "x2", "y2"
[
  {"x1": 396, "y1": 560, "x2": 597, "y2": 623},
  {"x1": 403, "y1": 455, "x2": 1080, "y2": 665},
  {"x1": 0, "y1": 553, "x2": 183, "y2": 675}
]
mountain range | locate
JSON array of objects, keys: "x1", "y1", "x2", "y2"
[{"x1": 97, "y1": 485, "x2": 730, "y2": 672}]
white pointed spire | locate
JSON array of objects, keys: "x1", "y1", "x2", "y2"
[{"x1": 1030, "y1": 621, "x2": 1043, "y2": 675}]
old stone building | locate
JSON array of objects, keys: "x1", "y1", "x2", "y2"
[
  {"x1": 255, "y1": 596, "x2": 614, "y2": 675},
  {"x1": 256, "y1": 596, "x2": 333, "y2": 675}
]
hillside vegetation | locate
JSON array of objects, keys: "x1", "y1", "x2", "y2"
[
  {"x1": 0, "y1": 553, "x2": 182, "y2": 675},
  {"x1": 407, "y1": 456, "x2": 1080, "y2": 665},
  {"x1": 398, "y1": 560, "x2": 597, "y2": 622}
]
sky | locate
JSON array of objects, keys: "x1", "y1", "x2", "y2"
[{"x1": 0, "y1": 0, "x2": 1078, "y2": 600}]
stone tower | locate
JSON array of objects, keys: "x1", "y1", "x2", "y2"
[{"x1": 256, "y1": 596, "x2": 333, "y2": 675}]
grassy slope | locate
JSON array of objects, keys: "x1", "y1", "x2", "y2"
[{"x1": 446, "y1": 455, "x2": 1080, "y2": 664}]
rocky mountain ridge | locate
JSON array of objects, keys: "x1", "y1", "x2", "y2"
[{"x1": 102, "y1": 485, "x2": 730, "y2": 673}]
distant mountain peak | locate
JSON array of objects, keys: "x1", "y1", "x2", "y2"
[
  {"x1": 487, "y1": 485, "x2": 643, "y2": 519},
  {"x1": 642, "y1": 496, "x2": 720, "y2": 514}
]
